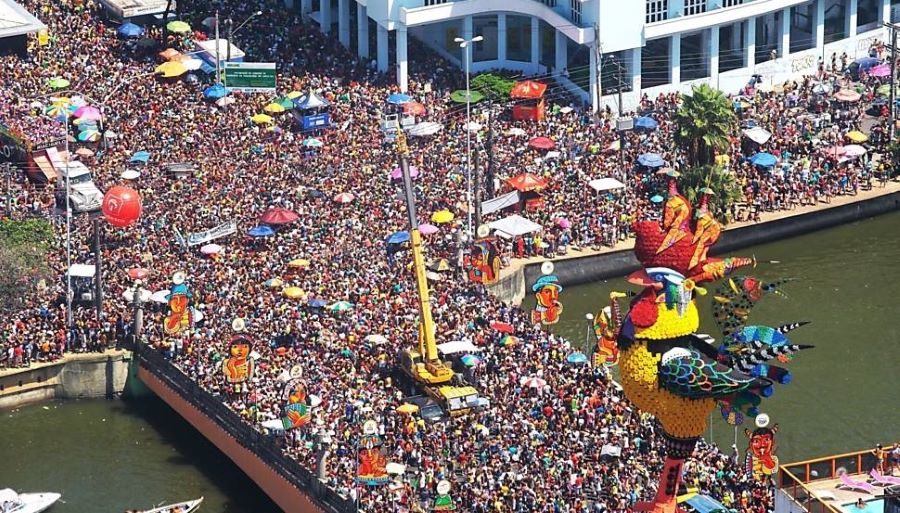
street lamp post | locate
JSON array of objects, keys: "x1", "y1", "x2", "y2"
[
  {"x1": 123, "y1": 279, "x2": 150, "y2": 350},
  {"x1": 226, "y1": 11, "x2": 263, "y2": 62},
  {"x1": 455, "y1": 34, "x2": 483, "y2": 240}
]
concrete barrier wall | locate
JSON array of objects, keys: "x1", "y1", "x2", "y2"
[
  {"x1": 138, "y1": 367, "x2": 327, "y2": 513},
  {"x1": 491, "y1": 192, "x2": 900, "y2": 305},
  {"x1": 0, "y1": 352, "x2": 131, "y2": 410}
]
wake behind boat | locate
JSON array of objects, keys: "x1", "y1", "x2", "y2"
[
  {"x1": 0, "y1": 488, "x2": 61, "y2": 513},
  {"x1": 126, "y1": 497, "x2": 203, "y2": 513}
]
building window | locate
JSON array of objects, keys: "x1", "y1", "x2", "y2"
[
  {"x1": 424, "y1": 0, "x2": 450, "y2": 5},
  {"x1": 536, "y1": 0, "x2": 557, "y2": 7},
  {"x1": 646, "y1": 0, "x2": 668, "y2": 23},
  {"x1": 570, "y1": 0, "x2": 582, "y2": 24},
  {"x1": 683, "y1": 0, "x2": 706, "y2": 16},
  {"x1": 721, "y1": 0, "x2": 744, "y2": 7}
]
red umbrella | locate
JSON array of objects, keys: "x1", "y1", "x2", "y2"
[
  {"x1": 260, "y1": 207, "x2": 299, "y2": 225},
  {"x1": 333, "y1": 192, "x2": 355, "y2": 203},
  {"x1": 507, "y1": 173, "x2": 548, "y2": 192},
  {"x1": 403, "y1": 102, "x2": 426, "y2": 116},
  {"x1": 528, "y1": 136, "x2": 555, "y2": 150},
  {"x1": 490, "y1": 321, "x2": 515, "y2": 334},
  {"x1": 128, "y1": 268, "x2": 150, "y2": 280}
]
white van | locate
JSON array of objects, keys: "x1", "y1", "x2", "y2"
[{"x1": 56, "y1": 161, "x2": 103, "y2": 213}]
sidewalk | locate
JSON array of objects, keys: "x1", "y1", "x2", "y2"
[
  {"x1": 0, "y1": 348, "x2": 130, "y2": 379},
  {"x1": 498, "y1": 179, "x2": 900, "y2": 281}
]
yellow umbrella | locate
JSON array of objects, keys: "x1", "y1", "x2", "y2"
[
  {"x1": 431, "y1": 210, "x2": 455, "y2": 224},
  {"x1": 265, "y1": 277, "x2": 283, "y2": 288},
  {"x1": 251, "y1": 113, "x2": 274, "y2": 124},
  {"x1": 154, "y1": 61, "x2": 187, "y2": 78},
  {"x1": 287, "y1": 91, "x2": 303, "y2": 99},
  {"x1": 166, "y1": 20, "x2": 191, "y2": 34},
  {"x1": 264, "y1": 103, "x2": 286, "y2": 113},
  {"x1": 396, "y1": 403, "x2": 419, "y2": 414},
  {"x1": 283, "y1": 286, "x2": 305, "y2": 299},
  {"x1": 845, "y1": 130, "x2": 869, "y2": 143},
  {"x1": 288, "y1": 258, "x2": 311, "y2": 268}
]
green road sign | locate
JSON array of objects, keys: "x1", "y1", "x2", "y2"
[{"x1": 223, "y1": 62, "x2": 277, "y2": 92}]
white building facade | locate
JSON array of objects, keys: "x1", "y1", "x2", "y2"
[{"x1": 285, "y1": 0, "x2": 900, "y2": 110}]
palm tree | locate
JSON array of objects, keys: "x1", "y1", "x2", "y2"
[
  {"x1": 674, "y1": 84, "x2": 737, "y2": 167},
  {"x1": 679, "y1": 165, "x2": 742, "y2": 224}
]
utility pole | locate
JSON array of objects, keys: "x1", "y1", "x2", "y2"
[
  {"x1": 215, "y1": 10, "x2": 222, "y2": 85},
  {"x1": 890, "y1": 23, "x2": 897, "y2": 142},
  {"x1": 93, "y1": 218, "x2": 103, "y2": 322},
  {"x1": 615, "y1": 57, "x2": 626, "y2": 169},
  {"x1": 474, "y1": 135, "x2": 482, "y2": 230},
  {"x1": 594, "y1": 24, "x2": 602, "y2": 115},
  {"x1": 4, "y1": 163, "x2": 11, "y2": 216},
  {"x1": 226, "y1": 18, "x2": 233, "y2": 61},
  {"x1": 486, "y1": 104, "x2": 496, "y2": 197}
]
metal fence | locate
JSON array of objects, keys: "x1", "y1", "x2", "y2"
[{"x1": 137, "y1": 347, "x2": 355, "y2": 513}]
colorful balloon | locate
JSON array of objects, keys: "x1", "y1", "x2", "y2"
[{"x1": 102, "y1": 186, "x2": 142, "y2": 227}]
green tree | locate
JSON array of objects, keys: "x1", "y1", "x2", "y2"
[
  {"x1": 679, "y1": 165, "x2": 742, "y2": 224},
  {"x1": 471, "y1": 73, "x2": 515, "y2": 99},
  {"x1": 674, "y1": 84, "x2": 737, "y2": 167},
  {"x1": 0, "y1": 219, "x2": 53, "y2": 315}
]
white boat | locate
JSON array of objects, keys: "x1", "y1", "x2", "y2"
[
  {"x1": 0, "y1": 488, "x2": 61, "y2": 513},
  {"x1": 138, "y1": 497, "x2": 203, "y2": 513}
]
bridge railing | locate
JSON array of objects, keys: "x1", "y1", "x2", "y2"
[{"x1": 137, "y1": 347, "x2": 355, "y2": 513}]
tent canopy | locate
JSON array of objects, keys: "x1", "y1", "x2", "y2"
[
  {"x1": 684, "y1": 494, "x2": 729, "y2": 513},
  {"x1": 294, "y1": 89, "x2": 331, "y2": 110},
  {"x1": 742, "y1": 126, "x2": 772, "y2": 145},
  {"x1": 588, "y1": 177, "x2": 626, "y2": 192},
  {"x1": 481, "y1": 190, "x2": 520, "y2": 216},
  {"x1": 510, "y1": 80, "x2": 547, "y2": 99},
  {"x1": 68, "y1": 264, "x2": 96, "y2": 278},
  {"x1": 488, "y1": 214, "x2": 542, "y2": 238},
  {"x1": 436, "y1": 340, "x2": 483, "y2": 355}
]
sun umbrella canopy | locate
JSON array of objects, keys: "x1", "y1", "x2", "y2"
[
  {"x1": 288, "y1": 258, "x2": 311, "y2": 268},
  {"x1": 283, "y1": 286, "x2": 304, "y2": 299},
  {"x1": 834, "y1": 89, "x2": 861, "y2": 102},
  {"x1": 248, "y1": 225, "x2": 275, "y2": 237},
  {"x1": 387, "y1": 231, "x2": 410, "y2": 244},
  {"x1": 650, "y1": 194, "x2": 664, "y2": 203},
  {"x1": 386, "y1": 93, "x2": 412, "y2": 104},
  {"x1": 127, "y1": 267, "x2": 150, "y2": 280},
  {"x1": 822, "y1": 145, "x2": 847, "y2": 158},
  {"x1": 567, "y1": 352, "x2": 588, "y2": 364},
  {"x1": 528, "y1": 136, "x2": 554, "y2": 150},
  {"x1": 870, "y1": 64, "x2": 891, "y2": 78},
  {"x1": 166, "y1": 20, "x2": 191, "y2": 33},
  {"x1": 845, "y1": 130, "x2": 869, "y2": 143},
  {"x1": 431, "y1": 210, "x2": 454, "y2": 224},
  {"x1": 461, "y1": 354, "x2": 482, "y2": 367},
  {"x1": 390, "y1": 166, "x2": 419, "y2": 180},
  {"x1": 403, "y1": 102, "x2": 426, "y2": 115},
  {"x1": 843, "y1": 144, "x2": 867, "y2": 157},
  {"x1": 333, "y1": 192, "x2": 355, "y2": 203},
  {"x1": 200, "y1": 243, "x2": 223, "y2": 255},
  {"x1": 418, "y1": 223, "x2": 439, "y2": 235},
  {"x1": 406, "y1": 121, "x2": 443, "y2": 137},
  {"x1": 251, "y1": 113, "x2": 274, "y2": 124},
  {"x1": 520, "y1": 376, "x2": 546, "y2": 388},
  {"x1": 750, "y1": 152, "x2": 778, "y2": 167},
  {"x1": 203, "y1": 84, "x2": 229, "y2": 100},
  {"x1": 260, "y1": 207, "x2": 299, "y2": 225},
  {"x1": 397, "y1": 403, "x2": 419, "y2": 414},
  {"x1": 48, "y1": 77, "x2": 70, "y2": 89},
  {"x1": 74, "y1": 106, "x2": 102, "y2": 120},
  {"x1": 498, "y1": 335, "x2": 519, "y2": 347},
  {"x1": 120, "y1": 169, "x2": 140, "y2": 180},
  {"x1": 155, "y1": 61, "x2": 187, "y2": 78},
  {"x1": 264, "y1": 103, "x2": 286, "y2": 113},
  {"x1": 265, "y1": 278, "x2": 284, "y2": 288},
  {"x1": 129, "y1": 150, "x2": 150, "y2": 163},
  {"x1": 117, "y1": 22, "x2": 144, "y2": 38},
  {"x1": 634, "y1": 116, "x2": 658, "y2": 130},
  {"x1": 490, "y1": 321, "x2": 514, "y2": 334},
  {"x1": 507, "y1": 173, "x2": 548, "y2": 192},
  {"x1": 308, "y1": 298, "x2": 327, "y2": 308},
  {"x1": 302, "y1": 137, "x2": 324, "y2": 148},
  {"x1": 216, "y1": 97, "x2": 236, "y2": 107},
  {"x1": 637, "y1": 153, "x2": 665, "y2": 167},
  {"x1": 75, "y1": 148, "x2": 94, "y2": 157},
  {"x1": 427, "y1": 258, "x2": 451, "y2": 272},
  {"x1": 328, "y1": 301, "x2": 354, "y2": 312},
  {"x1": 77, "y1": 129, "x2": 100, "y2": 142},
  {"x1": 450, "y1": 89, "x2": 485, "y2": 103},
  {"x1": 506, "y1": 127, "x2": 527, "y2": 136}
]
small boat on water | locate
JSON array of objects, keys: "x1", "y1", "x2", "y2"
[
  {"x1": 128, "y1": 497, "x2": 203, "y2": 513},
  {"x1": 0, "y1": 488, "x2": 61, "y2": 513}
]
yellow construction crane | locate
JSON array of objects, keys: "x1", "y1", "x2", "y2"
[{"x1": 395, "y1": 130, "x2": 454, "y2": 386}]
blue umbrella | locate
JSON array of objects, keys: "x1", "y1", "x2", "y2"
[
  {"x1": 650, "y1": 194, "x2": 664, "y2": 204},
  {"x1": 637, "y1": 153, "x2": 665, "y2": 167},
  {"x1": 308, "y1": 189, "x2": 325, "y2": 198},
  {"x1": 567, "y1": 352, "x2": 588, "y2": 364},
  {"x1": 386, "y1": 93, "x2": 412, "y2": 105},
  {"x1": 203, "y1": 84, "x2": 229, "y2": 100},
  {"x1": 853, "y1": 57, "x2": 880, "y2": 67},
  {"x1": 749, "y1": 152, "x2": 777, "y2": 167},
  {"x1": 386, "y1": 231, "x2": 410, "y2": 244},
  {"x1": 117, "y1": 22, "x2": 144, "y2": 38},
  {"x1": 248, "y1": 226, "x2": 275, "y2": 238},
  {"x1": 634, "y1": 116, "x2": 658, "y2": 130},
  {"x1": 308, "y1": 298, "x2": 327, "y2": 308},
  {"x1": 129, "y1": 150, "x2": 150, "y2": 163}
]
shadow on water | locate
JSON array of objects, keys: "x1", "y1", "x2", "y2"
[{"x1": 117, "y1": 395, "x2": 281, "y2": 513}]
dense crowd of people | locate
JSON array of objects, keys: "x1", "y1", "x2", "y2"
[{"x1": 1, "y1": 0, "x2": 897, "y2": 512}]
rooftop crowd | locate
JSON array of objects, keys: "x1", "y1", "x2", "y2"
[{"x1": 1, "y1": 0, "x2": 897, "y2": 512}]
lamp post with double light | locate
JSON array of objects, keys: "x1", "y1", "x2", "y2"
[{"x1": 454, "y1": 34, "x2": 483, "y2": 240}]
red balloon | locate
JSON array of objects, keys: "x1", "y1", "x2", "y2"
[{"x1": 102, "y1": 186, "x2": 142, "y2": 227}]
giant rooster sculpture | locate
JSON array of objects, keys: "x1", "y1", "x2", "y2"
[{"x1": 615, "y1": 177, "x2": 812, "y2": 513}]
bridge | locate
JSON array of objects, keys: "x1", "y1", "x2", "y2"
[{"x1": 135, "y1": 346, "x2": 354, "y2": 513}]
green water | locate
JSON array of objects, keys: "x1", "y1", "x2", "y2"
[
  {"x1": 0, "y1": 398, "x2": 278, "y2": 513},
  {"x1": 536, "y1": 211, "x2": 900, "y2": 462}
]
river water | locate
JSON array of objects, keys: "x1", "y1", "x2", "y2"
[
  {"x1": 2, "y1": 214, "x2": 899, "y2": 511},
  {"x1": 537, "y1": 211, "x2": 900, "y2": 461}
]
